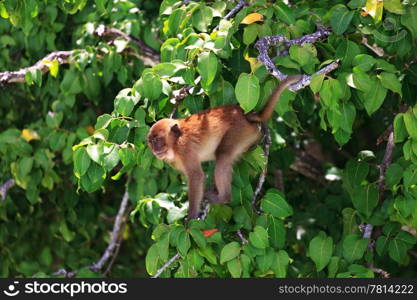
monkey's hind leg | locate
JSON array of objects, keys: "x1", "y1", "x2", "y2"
[{"x1": 212, "y1": 124, "x2": 261, "y2": 204}]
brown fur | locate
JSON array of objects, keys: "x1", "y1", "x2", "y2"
[{"x1": 147, "y1": 75, "x2": 301, "y2": 219}]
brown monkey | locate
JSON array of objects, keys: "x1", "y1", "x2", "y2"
[{"x1": 147, "y1": 75, "x2": 302, "y2": 219}]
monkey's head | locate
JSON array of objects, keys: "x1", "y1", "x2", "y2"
[{"x1": 147, "y1": 118, "x2": 182, "y2": 160}]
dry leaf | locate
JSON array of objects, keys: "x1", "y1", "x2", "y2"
[{"x1": 241, "y1": 13, "x2": 264, "y2": 25}]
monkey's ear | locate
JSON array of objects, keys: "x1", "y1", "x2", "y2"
[{"x1": 170, "y1": 124, "x2": 182, "y2": 139}]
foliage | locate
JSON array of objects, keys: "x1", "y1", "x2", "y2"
[{"x1": 1, "y1": 0, "x2": 417, "y2": 278}]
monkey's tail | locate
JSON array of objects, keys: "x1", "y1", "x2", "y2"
[{"x1": 246, "y1": 74, "x2": 303, "y2": 123}]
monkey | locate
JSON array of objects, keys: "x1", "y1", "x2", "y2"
[{"x1": 147, "y1": 74, "x2": 302, "y2": 219}]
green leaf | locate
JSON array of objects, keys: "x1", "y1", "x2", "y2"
[
  {"x1": 396, "y1": 230, "x2": 417, "y2": 248},
  {"x1": 189, "y1": 228, "x2": 207, "y2": 249},
  {"x1": 192, "y1": 5, "x2": 213, "y2": 32},
  {"x1": 256, "y1": 248, "x2": 274, "y2": 273},
  {"x1": 376, "y1": 236, "x2": 389, "y2": 256},
  {"x1": 139, "y1": 71, "x2": 162, "y2": 100},
  {"x1": 351, "y1": 183, "x2": 379, "y2": 219},
  {"x1": 401, "y1": 6, "x2": 417, "y2": 40},
  {"x1": 103, "y1": 145, "x2": 120, "y2": 171},
  {"x1": 249, "y1": 226, "x2": 269, "y2": 249},
  {"x1": 330, "y1": 5, "x2": 355, "y2": 35},
  {"x1": 308, "y1": 231, "x2": 333, "y2": 272},
  {"x1": 384, "y1": 0, "x2": 405, "y2": 14},
  {"x1": 220, "y1": 242, "x2": 241, "y2": 264},
  {"x1": 403, "y1": 109, "x2": 417, "y2": 140},
  {"x1": 394, "y1": 113, "x2": 408, "y2": 143},
  {"x1": 197, "y1": 51, "x2": 218, "y2": 89},
  {"x1": 86, "y1": 144, "x2": 103, "y2": 165},
  {"x1": 176, "y1": 229, "x2": 191, "y2": 257},
  {"x1": 403, "y1": 165, "x2": 417, "y2": 187},
  {"x1": 271, "y1": 250, "x2": 289, "y2": 277},
  {"x1": 344, "y1": 160, "x2": 369, "y2": 189},
  {"x1": 342, "y1": 234, "x2": 369, "y2": 262},
  {"x1": 235, "y1": 73, "x2": 260, "y2": 113},
  {"x1": 310, "y1": 74, "x2": 325, "y2": 94},
  {"x1": 342, "y1": 208, "x2": 358, "y2": 236},
  {"x1": 274, "y1": 2, "x2": 295, "y2": 25},
  {"x1": 385, "y1": 163, "x2": 404, "y2": 189},
  {"x1": 327, "y1": 256, "x2": 340, "y2": 278},
  {"x1": 156, "y1": 232, "x2": 170, "y2": 261},
  {"x1": 243, "y1": 23, "x2": 258, "y2": 45},
  {"x1": 260, "y1": 189, "x2": 293, "y2": 218},
  {"x1": 378, "y1": 72, "x2": 402, "y2": 96},
  {"x1": 361, "y1": 79, "x2": 387, "y2": 115},
  {"x1": 73, "y1": 147, "x2": 91, "y2": 178},
  {"x1": 146, "y1": 244, "x2": 160, "y2": 276},
  {"x1": 227, "y1": 258, "x2": 242, "y2": 278},
  {"x1": 388, "y1": 239, "x2": 408, "y2": 264},
  {"x1": 352, "y1": 54, "x2": 376, "y2": 72},
  {"x1": 267, "y1": 216, "x2": 286, "y2": 249}
]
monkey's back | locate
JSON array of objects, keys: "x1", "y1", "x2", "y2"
[{"x1": 178, "y1": 105, "x2": 260, "y2": 162}]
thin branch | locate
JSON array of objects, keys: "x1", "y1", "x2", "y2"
[
  {"x1": 368, "y1": 265, "x2": 390, "y2": 278},
  {"x1": 237, "y1": 229, "x2": 248, "y2": 244},
  {"x1": 94, "y1": 25, "x2": 160, "y2": 65},
  {"x1": 52, "y1": 177, "x2": 131, "y2": 277},
  {"x1": 377, "y1": 131, "x2": 394, "y2": 199},
  {"x1": 152, "y1": 253, "x2": 181, "y2": 278},
  {"x1": 1, "y1": 26, "x2": 160, "y2": 84},
  {"x1": 0, "y1": 179, "x2": 16, "y2": 201},
  {"x1": 52, "y1": 268, "x2": 77, "y2": 278},
  {"x1": 89, "y1": 179, "x2": 131, "y2": 273},
  {"x1": 223, "y1": 0, "x2": 249, "y2": 21},
  {"x1": 362, "y1": 36, "x2": 385, "y2": 57},
  {"x1": 169, "y1": 84, "x2": 194, "y2": 118},
  {"x1": 0, "y1": 51, "x2": 73, "y2": 84},
  {"x1": 104, "y1": 233, "x2": 124, "y2": 276},
  {"x1": 252, "y1": 124, "x2": 272, "y2": 213}
]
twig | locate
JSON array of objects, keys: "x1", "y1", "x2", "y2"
[
  {"x1": 368, "y1": 265, "x2": 390, "y2": 278},
  {"x1": 223, "y1": 0, "x2": 249, "y2": 21},
  {"x1": 89, "y1": 179, "x2": 131, "y2": 273},
  {"x1": 252, "y1": 124, "x2": 272, "y2": 213},
  {"x1": 0, "y1": 179, "x2": 15, "y2": 201},
  {"x1": 95, "y1": 25, "x2": 160, "y2": 64},
  {"x1": 52, "y1": 268, "x2": 77, "y2": 278},
  {"x1": 362, "y1": 36, "x2": 384, "y2": 57},
  {"x1": 377, "y1": 131, "x2": 394, "y2": 200},
  {"x1": 152, "y1": 253, "x2": 181, "y2": 278},
  {"x1": 169, "y1": 85, "x2": 194, "y2": 118},
  {"x1": 104, "y1": 233, "x2": 124, "y2": 276},
  {"x1": 0, "y1": 51, "x2": 73, "y2": 84},
  {"x1": 237, "y1": 229, "x2": 248, "y2": 244},
  {"x1": 360, "y1": 223, "x2": 374, "y2": 239}
]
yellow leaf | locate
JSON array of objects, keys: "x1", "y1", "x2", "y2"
[
  {"x1": 244, "y1": 53, "x2": 261, "y2": 72},
  {"x1": 21, "y1": 129, "x2": 40, "y2": 142},
  {"x1": 43, "y1": 59, "x2": 59, "y2": 77},
  {"x1": 364, "y1": 0, "x2": 384, "y2": 24},
  {"x1": 241, "y1": 13, "x2": 264, "y2": 25}
]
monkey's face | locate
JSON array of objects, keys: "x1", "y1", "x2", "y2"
[{"x1": 147, "y1": 119, "x2": 180, "y2": 159}]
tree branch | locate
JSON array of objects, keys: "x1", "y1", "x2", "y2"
[
  {"x1": 0, "y1": 179, "x2": 16, "y2": 201},
  {"x1": 89, "y1": 180, "x2": 131, "y2": 273},
  {"x1": 152, "y1": 253, "x2": 181, "y2": 278},
  {"x1": 0, "y1": 51, "x2": 73, "y2": 84},
  {"x1": 252, "y1": 124, "x2": 272, "y2": 213},
  {"x1": 255, "y1": 25, "x2": 339, "y2": 91},
  {"x1": 52, "y1": 177, "x2": 131, "y2": 277},
  {"x1": 94, "y1": 25, "x2": 160, "y2": 65},
  {"x1": 0, "y1": 26, "x2": 160, "y2": 84}
]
